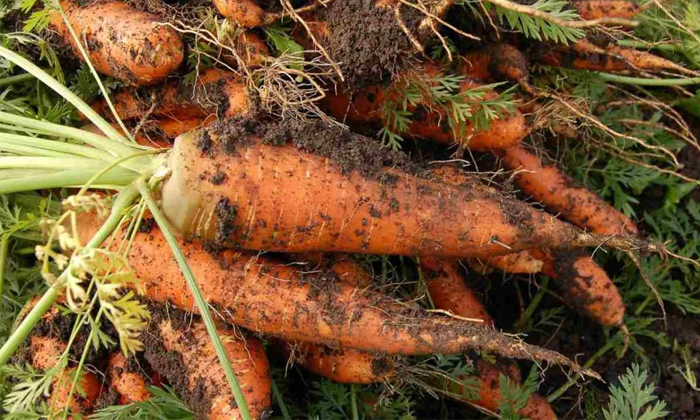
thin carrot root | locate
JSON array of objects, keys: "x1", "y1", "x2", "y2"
[
  {"x1": 91, "y1": 68, "x2": 249, "y2": 122},
  {"x1": 143, "y1": 306, "x2": 272, "y2": 419},
  {"x1": 322, "y1": 61, "x2": 528, "y2": 151},
  {"x1": 50, "y1": 0, "x2": 183, "y2": 85},
  {"x1": 107, "y1": 352, "x2": 152, "y2": 404},
  {"x1": 76, "y1": 213, "x2": 592, "y2": 374},
  {"x1": 500, "y1": 145, "x2": 639, "y2": 236},
  {"x1": 571, "y1": 0, "x2": 640, "y2": 20}
]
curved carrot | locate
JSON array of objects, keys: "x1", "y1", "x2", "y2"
[
  {"x1": 323, "y1": 63, "x2": 527, "y2": 151},
  {"x1": 144, "y1": 311, "x2": 272, "y2": 419},
  {"x1": 160, "y1": 126, "x2": 625, "y2": 260},
  {"x1": 91, "y1": 68, "x2": 249, "y2": 122},
  {"x1": 500, "y1": 145, "x2": 638, "y2": 236},
  {"x1": 75, "y1": 213, "x2": 586, "y2": 371},
  {"x1": 107, "y1": 352, "x2": 152, "y2": 404},
  {"x1": 571, "y1": 0, "x2": 640, "y2": 20},
  {"x1": 50, "y1": 0, "x2": 183, "y2": 85}
]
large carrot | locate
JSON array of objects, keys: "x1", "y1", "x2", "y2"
[
  {"x1": 143, "y1": 307, "x2": 272, "y2": 420},
  {"x1": 91, "y1": 68, "x2": 249, "y2": 122},
  {"x1": 50, "y1": 0, "x2": 183, "y2": 85},
  {"x1": 500, "y1": 145, "x2": 638, "y2": 236},
  {"x1": 75, "y1": 213, "x2": 588, "y2": 372},
  {"x1": 322, "y1": 62, "x2": 528, "y2": 151},
  {"x1": 160, "y1": 120, "x2": 643, "y2": 259}
]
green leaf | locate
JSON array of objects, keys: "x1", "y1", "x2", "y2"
[{"x1": 602, "y1": 364, "x2": 668, "y2": 420}]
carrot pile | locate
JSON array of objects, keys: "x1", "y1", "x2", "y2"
[{"x1": 5, "y1": 0, "x2": 693, "y2": 418}]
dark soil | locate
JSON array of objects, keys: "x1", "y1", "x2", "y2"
[{"x1": 322, "y1": 0, "x2": 424, "y2": 90}]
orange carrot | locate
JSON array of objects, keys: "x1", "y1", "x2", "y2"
[
  {"x1": 290, "y1": 342, "x2": 394, "y2": 384},
  {"x1": 50, "y1": 0, "x2": 183, "y2": 85},
  {"x1": 144, "y1": 310, "x2": 272, "y2": 419},
  {"x1": 470, "y1": 250, "x2": 544, "y2": 274},
  {"x1": 322, "y1": 62, "x2": 528, "y2": 151},
  {"x1": 107, "y1": 352, "x2": 152, "y2": 404},
  {"x1": 158, "y1": 122, "x2": 638, "y2": 261},
  {"x1": 213, "y1": 0, "x2": 272, "y2": 27},
  {"x1": 91, "y1": 68, "x2": 249, "y2": 122},
  {"x1": 500, "y1": 145, "x2": 638, "y2": 236},
  {"x1": 571, "y1": 0, "x2": 640, "y2": 20},
  {"x1": 75, "y1": 213, "x2": 586, "y2": 371}
]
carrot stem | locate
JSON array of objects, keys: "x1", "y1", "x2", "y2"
[
  {"x1": 597, "y1": 72, "x2": 700, "y2": 86},
  {"x1": 0, "y1": 73, "x2": 34, "y2": 87},
  {"x1": 616, "y1": 39, "x2": 681, "y2": 52},
  {"x1": 519, "y1": 276, "x2": 549, "y2": 329},
  {"x1": 135, "y1": 179, "x2": 253, "y2": 420},
  {"x1": 350, "y1": 384, "x2": 359, "y2": 420},
  {"x1": 0, "y1": 185, "x2": 139, "y2": 366},
  {"x1": 0, "y1": 237, "x2": 8, "y2": 300},
  {"x1": 271, "y1": 379, "x2": 292, "y2": 420}
]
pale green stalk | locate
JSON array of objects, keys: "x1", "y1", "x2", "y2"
[
  {"x1": 598, "y1": 72, "x2": 700, "y2": 86},
  {"x1": 0, "y1": 238, "x2": 8, "y2": 299},
  {"x1": 0, "y1": 141, "x2": 75, "y2": 158},
  {"x1": 0, "y1": 156, "x2": 106, "y2": 170},
  {"x1": 0, "y1": 167, "x2": 137, "y2": 195},
  {"x1": 136, "y1": 180, "x2": 253, "y2": 420},
  {"x1": 0, "y1": 45, "x2": 125, "y2": 143},
  {"x1": 0, "y1": 186, "x2": 139, "y2": 366},
  {"x1": 0, "y1": 73, "x2": 33, "y2": 87},
  {"x1": 0, "y1": 132, "x2": 113, "y2": 160}
]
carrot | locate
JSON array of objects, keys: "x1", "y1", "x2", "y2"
[
  {"x1": 213, "y1": 0, "x2": 272, "y2": 27},
  {"x1": 143, "y1": 308, "x2": 272, "y2": 419},
  {"x1": 470, "y1": 250, "x2": 544, "y2": 274},
  {"x1": 156, "y1": 118, "x2": 207, "y2": 139},
  {"x1": 107, "y1": 352, "x2": 152, "y2": 404},
  {"x1": 322, "y1": 62, "x2": 528, "y2": 151},
  {"x1": 570, "y1": 0, "x2": 640, "y2": 20},
  {"x1": 50, "y1": 0, "x2": 183, "y2": 85},
  {"x1": 223, "y1": 31, "x2": 270, "y2": 68},
  {"x1": 156, "y1": 119, "x2": 640, "y2": 260},
  {"x1": 290, "y1": 341, "x2": 394, "y2": 384},
  {"x1": 91, "y1": 68, "x2": 249, "y2": 122},
  {"x1": 448, "y1": 359, "x2": 557, "y2": 420},
  {"x1": 421, "y1": 257, "x2": 493, "y2": 325},
  {"x1": 460, "y1": 44, "x2": 529, "y2": 83},
  {"x1": 421, "y1": 257, "x2": 556, "y2": 419},
  {"x1": 500, "y1": 145, "x2": 638, "y2": 236},
  {"x1": 75, "y1": 213, "x2": 588, "y2": 372}
]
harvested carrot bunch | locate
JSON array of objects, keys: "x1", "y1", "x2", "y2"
[{"x1": 1, "y1": 0, "x2": 698, "y2": 418}]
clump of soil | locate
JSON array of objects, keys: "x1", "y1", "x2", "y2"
[{"x1": 322, "y1": 0, "x2": 424, "y2": 90}]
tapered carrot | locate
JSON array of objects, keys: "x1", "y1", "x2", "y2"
[
  {"x1": 107, "y1": 352, "x2": 152, "y2": 404},
  {"x1": 50, "y1": 0, "x2": 183, "y2": 85},
  {"x1": 322, "y1": 62, "x2": 528, "y2": 151},
  {"x1": 75, "y1": 213, "x2": 589, "y2": 372},
  {"x1": 144, "y1": 309, "x2": 272, "y2": 419},
  {"x1": 571, "y1": 0, "x2": 640, "y2": 20},
  {"x1": 91, "y1": 68, "x2": 249, "y2": 122},
  {"x1": 500, "y1": 145, "x2": 638, "y2": 236},
  {"x1": 290, "y1": 341, "x2": 394, "y2": 384},
  {"x1": 160, "y1": 122, "x2": 646, "y2": 260}
]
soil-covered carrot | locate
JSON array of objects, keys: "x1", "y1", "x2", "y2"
[
  {"x1": 460, "y1": 44, "x2": 529, "y2": 82},
  {"x1": 222, "y1": 31, "x2": 270, "y2": 68},
  {"x1": 107, "y1": 352, "x2": 152, "y2": 404},
  {"x1": 143, "y1": 306, "x2": 272, "y2": 419},
  {"x1": 500, "y1": 145, "x2": 638, "y2": 236},
  {"x1": 290, "y1": 342, "x2": 394, "y2": 384},
  {"x1": 323, "y1": 62, "x2": 528, "y2": 151},
  {"x1": 156, "y1": 118, "x2": 649, "y2": 258},
  {"x1": 76, "y1": 212, "x2": 588, "y2": 371},
  {"x1": 91, "y1": 68, "x2": 249, "y2": 122},
  {"x1": 571, "y1": 0, "x2": 640, "y2": 20},
  {"x1": 213, "y1": 0, "x2": 273, "y2": 27},
  {"x1": 50, "y1": 0, "x2": 183, "y2": 85}
]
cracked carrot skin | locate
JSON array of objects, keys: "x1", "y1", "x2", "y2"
[
  {"x1": 146, "y1": 315, "x2": 272, "y2": 420},
  {"x1": 322, "y1": 62, "x2": 528, "y2": 151},
  {"x1": 91, "y1": 68, "x2": 249, "y2": 122},
  {"x1": 161, "y1": 128, "x2": 589, "y2": 259},
  {"x1": 50, "y1": 0, "x2": 183, "y2": 86},
  {"x1": 500, "y1": 145, "x2": 638, "y2": 236},
  {"x1": 76, "y1": 214, "x2": 582, "y2": 371}
]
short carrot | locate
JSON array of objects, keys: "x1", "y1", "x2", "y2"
[
  {"x1": 570, "y1": 0, "x2": 640, "y2": 20},
  {"x1": 460, "y1": 44, "x2": 529, "y2": 83},
  {"x1": 50, "y1": 0, "x2": 183, "y2": 85},
  {"x1": 107, "y1": 352, "x2": 152, "y2": 404}
]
